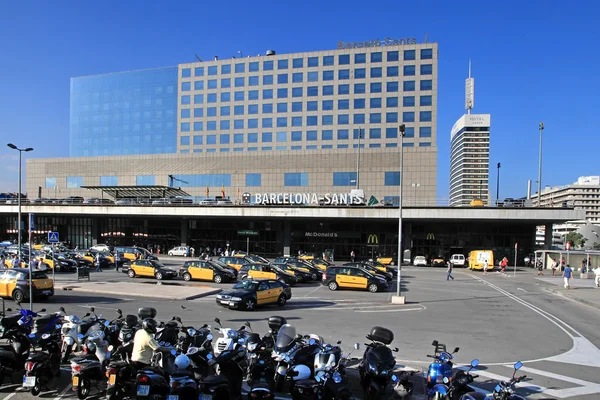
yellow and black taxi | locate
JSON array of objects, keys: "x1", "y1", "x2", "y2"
[
  {"x1": 322, "y1": 266, "x2": 388, "y2": 293},
  {"x1": 365, "y1": 260, "x2": 397, "y2": 275},
  {"x1": 376, "y1": 256, "x2": 395, "y2": 266},
  {"x1": 311, "y1": 258, "x2": 333, "y2": 271},
  {"x1": 178, "y1": 260, "x2": 236, "y2": 283},
  {"x1": 114, "y1": 246, "x2": 158, "y2": 262},
  {"x1": 0, "y1": 268, "x2": 54, "y2": 302},
  {"x1": 126, "y1": 259, "x2": 178, "y2": 280},
  {"x1": 239, "y1": 263, "x2": 298, "y2": 286},
  {"x1": 274, "y1": 257, "x2": 323, "y2": 280},
  {"x1": 218, "y1": 256, "x2": 254, "y2": 271},
  {"x1": 298, "y1": 252, "x2": 315, "y2": 261},
  {"x1": 36, "y1": 253, "x2": 77, "y2": 272},
  {"x1": 272, "y1": 262, "x2": 312, "y2": 283},
  {"x1": 216, "y1": 279, "x2": 292, "y2": 311},
  {"x1": 343, "y1": 262, "x2": 393, "y2": 282},
  {"x1": 431, "y1": 257, "x2": 447, "y2": 267},
  {"x1": 233, "y1": 252, "x2": 270, "y2": 265}
]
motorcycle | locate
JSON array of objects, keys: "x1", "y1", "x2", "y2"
[
  {"x1": 391, "y1": 370, "x2": 418, "y2": 399},
  {"x1": 245, "y1": 328, "x2": 276, "y2": 400},
  {"x1": 70, "y1": 323, "x2": 112, "y2": 399},
  {"x1": 459, "y1": 361, "x2": 527, "y2": 400},
  {"x1": 22, "y1": 330, "x2": 62, "y2": 396},
  {"x1": 358, "y1": 326, "x2": 399, "y2": 400},
  {"x1": 200, "y1": 346, "x2": 247, "y2": 400},
  {"x1": 426, "y1": 340, "x2": 459, "y2": 389},
  {"x1": 426, "y1": 359, "x2": 480, "y2": 400},
  {"x1": 136, "y1": 344, "x2": 178, "y2": 400},
  {"x1": 213, "y1": 317, "x2": 247, "y2": 356},
  {"x1": 0, "y1": 325, "x2": 32, "y2": 386},
  {"x1": 105, "y1": 314, "x2": 142, "y2": 400},
  {"x1": 60, "y1": 306, "x2": 104, "y2": 362}
]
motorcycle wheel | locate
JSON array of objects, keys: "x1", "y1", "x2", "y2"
[
  {"x1": 31, "y1": 381, "x2": 42, "y2": 396},
  {"x1": 274, "y1": 374, "x2": 285, "y2": 392},
  {"x1": 77, "y1": 378, "x2": 91, "y2": 399}
]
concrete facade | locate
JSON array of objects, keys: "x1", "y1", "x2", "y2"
[{"x1": 532, "y1": 176, "x2": 600, "y2": 224}]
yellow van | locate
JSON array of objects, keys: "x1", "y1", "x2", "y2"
[{"x1": 469, "y1": 250, "x2": 494, "y2": 271}]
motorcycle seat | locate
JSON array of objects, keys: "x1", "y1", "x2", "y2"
[
  {"x1": 250, "y1": 381, "x2": 272, "y2": 391},
  {"x1": 0, "y1": 348, "x2": 18, "y2": 361},
  {"x1": 199, "y1": 375, "x2": 229, "y2": 385},
  {"x1": 72, "y1": 357, "x2": 100, "y2": 365},
  {"x1": 34, "y1": 314, "x2": 56, "y2": 326},
  {"x1": 109, "y1": 360, "x2": 129, "y2": 368},
  {"x1": 139, "y1": 366, "x2": 165, "y2": 376},
  {"x1": 27, "y1": 352, "x2": 50, "y2": 362},
  {"x1": 171, "y1": 371, "x2": 195, "y2": 379},
  {"x1": 0, "y1": 314, "x2": 21, "y2": 328},
  {"x1": 294, "y1": 379, "x2": 319, "y2": 389}
]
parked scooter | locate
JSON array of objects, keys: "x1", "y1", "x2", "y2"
[
  {"x1": 70, "y1": 324, "x2": 112, "y2": 399},
  {"x1": 459, "y1": 361, "x2": 526, "y2": 400},
  {"x1": 0, "y1": 323, "x2": 32, "y2": 386},
  {"x1": 426, "y1": 359, "x2": 480, "y2": 400},
  {"x1": 245, "y1": 328, "x2": 276, "y2": 400},
  {"x1": 22, "y1": 330, "x2": 62, "y2": 396},
  {"x1": 60, "y1": 307, "x2": 104, "y2": 362},
  {"x1": 200, "y1": 346, "x2": 247, "y2": 400},
  {"x1": 358, "y1": 326, "x2": 399, "y2": 400},
  {"x1": 135, "y1": 344, "x2": 178, "y2": 400},
  {"x1": 426, "y1": 340, "x2": 459, "y2": 389}
]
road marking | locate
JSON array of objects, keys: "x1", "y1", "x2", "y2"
[
  {"x1": 302, "y1": 285, "x2": 322, "y2": 297},
  {"x1": 516, "y1": 365, "x2": 600, "y2": 398},
  {"x1": 2, "y1": 388, "x2": 25, "y2": 400},
  {"x1": 517, "y1": 287, "x2": 528, "y2": 292},
  {"x1": 355, "y1": 306, "x2": 425, "y2": 313},
  {"x1": 53, "y1": 385, "x2": 72, "y2": 400}
]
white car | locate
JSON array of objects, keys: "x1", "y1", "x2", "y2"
[
  {"x1": 199, "y1": 199, "x2": 217, "y2": 206},
  {"x1": 413, "y1": 256, "x2": 428, "y2": 267},
  {"x1": 168, "y1": 246, "x2": 190, "y2": 257},
  {"x1": 91, "y1": 244, "x2": 111, "y2": 252},
  {"x1": 450, "y1": 254, "x2": 466, "y2": 267}
]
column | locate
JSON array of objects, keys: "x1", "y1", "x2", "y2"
[
  {"x1": 544, "y1": 223, "x2": 553, "y2": 250},
  {"x1": 181, "y1": 218, "x2": 189, "y2": 247},
  {"x1": 282, "y1": 220, "x2": 292, "y2": 257}
]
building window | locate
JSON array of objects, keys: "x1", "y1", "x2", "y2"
[
  {"x1": 404, "y1": 127, "x2": 415, "y2": 138},
  {"x1": 403, "y1": 142, "x2": 414, "y2": 147},
  {"x1": 181, "y1": 95, "x2": 191, "y2": 105},
  {"x1": 386, "y1": 112, "x2": 398, "y2": 123},
  {"x1": 420, "y1": 111, "x2": 432, "y2": 122},
  {"x1": 386, "y1": 143, "x2": 397, "y2": 148},
  {"x1": 306, "y1": 71, "x2": 318, "y2": 82},
  {"x1": 235, "y1": 63, "x2": 245, "y2": 73},
  {"x1": 353, "y1": 114, "x2": 365, "y2": 124},
  {"x1": 207, "y1": 134, "x2": 217, "y2": 144},
  {"x1": 420, "y1": 80, "x2": 433, "y2": 90},
  {"x1": 168, "y1": 174, "x2": 231, "y2": 187},
  {"x1": 421, "y1": 48, "x2": 433, "y2": 60},
  {"x1": 371, "y1": 52, "x2": 382, "y2": 62},
  {"x1": 263, "y1": 75, "x2": 273, "y2": 85},
  {"x1": 369, "y1": 113, "x2": 381, "y2": 124},
  {"x1": 420, "y1": 64, "x2": 433, "y2": 75},
  {"x1": 207, "y1": 66, "x2": 217, "y2": 76},
  {"x1": 277, "y1": 74, "x2": 288, "y2": 84},
  {"x1": 307, "y1": 101, "x2": 318, "y2": 111},
  {"x1": 420, "y1": 127, "x2": 432, "y2": 137},
  {"x1": 181, "y1": 109, "x2": 190, "y2": 118},
  {"x1": 181, "y1": 122, "x2": 191, "y2": 132},
  {"x1": 193, "y1": 122, "x2": 203, "y2": 131},
  {"x1": 333, "y1": 172, "x2": 357, "y2": 186},
  {"x1": 193, "y1": 135, "x2": 203, "y2": 145},
  {"x1": 323, "y1": 70, "x2": 334, "y2": 81},
  {"x1": 308, "y1": 57, "x2": 319, "y2": 67},
  {"x1": 339, "y1": 54, "x2": 350, "y2": 65},
  {"x1": 207, "y1": 107, "x2": 217, "y2": 117},
  {"x1": 262, "y1": 103, "x2": 273, "y2": 114},
  {"x1": 307, "y1": 116, "x2": 318, "y2": 126},
  {"x1": 404, "y1": 65, "x2": 416, "y2": 76},
  {"x1": 234, "y1": 77, "x2": 245, "y2": 87},
  {"x1": 403, "y1": 96, "x2": 415, "y2": 107},
  {"x1": 419, "y1": 142, "x2": 432, "y2": 147},
  {"x1": 248, "y1": 104, "x2": 258, "y2": 114},
  {"x1": 100, "y1": 176, "x2": 118, "y2": 186},
  {"x1": 248, "y1": 62, "x2": 259, "y2": 72},
  {"x1": 194, "y1": 67, "x2": 204, "y2": 76},
  {"x1": 220, "y1": 106, "x2": 231, "y2": 116},
  {"x1": 322, "y1": 130, "x2": 333, "y2": 140},
  {"x1": 291, "y1": 131, "x2": 302, "y2": 141},
  {"x1": 387, "y1": 66, "x2": 399, "y2": 77},
  {"x1": 66, "y1": 176, "x2": 83, "y2": 188},
  {"x1": 369, "y1": 143, "x2": 381, "y2": 148},
  {"x1": 193, "y1": 94, "x2": 203, "y2": 104},
  {"x1": 221, "y1": 92, "x2": 231, "y2": 102},
  {"x1": 387, "y1": 81, "x2": 399, "y2": 92},
  {"x1": 45, "y1": 177, "x2": 56, "y2": 189},
  {"x1": 233, "y1": 105, "x2": 244, "y2": 115},
  {"x1": 338, "y1": 114, "x2": 349, "y2": 125},
  {"x1": 207, "y1": 79, "x2": 217, "y2": 89},
  {"x1": 323, "y1": 85, "x2": 334, "y2": 96},
  {"x1": 292, "y1": 72, "x2": 303, "y2": 83},
  {"x1": 248, "y1": 147, "x2": 258, "y2": 151},
  {"x1": 337, "y1": 129, "x2": 349, "y2": 140},
  {"x1": 181, "y1": 81, "x2": 191, "y2": 91},
  {"x1": 403, "y1": 112, "x2": 415, "y2": 122},
  {"x1": 182, "y1": 68, "x2": 191, "y2": 78},
  {"x1": 246, "y1": 173, "x2": 261, "y2": 187},
  {"x1": 221, "y1": 78, "x2": 231, "y2": 88},
  {"x1": 386, "y1": 127, "x2": 397, "y2": 138},
  {"x1": 387, "y1": 97, "x2": 398, "y2": 107},
  {"x1": 404, "y1": 50, "x2": 416, "y2": 61},
  {"x1": 323, "y1": 55, "x2": 334, "y2": 66},
  {"x1": 276, "y1": 131, "x2": 287, "y2": 142},
  {"x1": 277, "y1": 88, "x2": 288, "y2": 98},
  {"x1": 370, "y1": 67, "x2": 382, "y2": 78},
  {"x1": 277, "y1": 103, "x2": 288, "y2": 113},
  {"x1": 284, "y1": 173, "x2": 309, "y2": 187},
  {"x1": 338, "y1": 84, "x2": 350, "y2": 95},
  {"x1": 369, "y1": 128, "x2": 381, "y2": 138},
  {"x1": 355, "y1": 68, "x2": 366, "y2": 79},
  {"x1": 370, "y1": 98, "x2": 382, "y2": 108},
  {"x1": 384, "y1": 196, "x2": 400, "y2": 206},
  {"x1": 220, "y1": 120, "x2": 230, "y2": 130},
  {"x1": 306, "y1": 130, "x2": 318, "y2": 141},
  {"x1": 292, "y1": 87, "x2": 303, "y2": 97},
  {"x1": 291, "y1": 116, "x2": 302, "y2": 126},
  {"x1": 420, "y1": 95, "x2": 433, "y2": 106},
  {"x1": 262, "y1": 118, "x2": 273, "y2": 128},
  {"x1": 403, "y1": 81, "x2": 415, "y2": 91},
  {"x1": 249, "y1": 90, "x2": 259, "y2": 100},
  {"x1": 234, "y1": 91, "x2": 244, "y2": 101},
  {"x1": 248, "y1": 133, "x2": 258, "y2": 143},
  {"x1": 387, "y1": 50, "x2": 399, "y2": 62},
  {"x1": 180, "y1": 136, "x2": 190, "y2": 146},
  {"x1": 322, "y1": 100, "x2": 333, "y2": 110},
  {"x1": 263, "y1": 60, "x2": 274, "y2": 71},
  {"x1": 354, "y1": 83, "x2": 365, "y2": 94},
  {"x1": 355, "y1": 53, "x2": 366, "y2": 64},
  {"x1": 338, "y1": 99, "x2": 349, "y2": 110},
  {"x1": 194, "y1": 81, "x2": 204, "y2": 90},
  {"x1": 385, "y1": 172, "x2": 400, "y2": 186},
  {"x1": 277, "y1": 117, "x2": 287, "y2": 127},
  {"x1": 354, "y1": 98, "x2": 365, "y2": 109},
  {"x1": 292, "y1": 58, "x2": 303, "y2": 68},
  {"x1": 262, "y1": 132, "x2": 272, "y2": 142},
  {"x1": 338, "y1": 69, "x2": 350, "y2": 80},
  {"x1": 136, "y1": 175, "x2": 155, "y2": 186}
]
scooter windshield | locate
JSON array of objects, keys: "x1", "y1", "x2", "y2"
[{"x1": 275, "y1": 324, "x2": 296, "y2": 351}]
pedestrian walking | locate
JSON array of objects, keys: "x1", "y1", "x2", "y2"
[
  {"x1": 562, "y1": 264, "x2": 573, "y2": 289},
  {"x1": 446, "y1": 261, "x2": 454, "y2": 281},
  {"x1": 95, "y1": 253, "x2": 102, "y2": 272},
  {"x1": 224, "y1": 248, "x2": 230, "y2": 257},
  {"x1": 350, "y1": 250, "x2": 355, "y2": 263},
  {"x1": 483, "y1": 259, "x2": 489, "y2": 275},
  {"x1": 594, "y1": 265, "x2": 600, "y2": 288},
  {"x1": 536, "y1": 260, "x2": 544, "y2": 275},
  {"x1": 500, "y1": 257, "x2": 508, "y2": 275},
  {"x1": 114, "y1": 252, "x2": 120, "y2": 272},
  {"x1": 190, "y1": 247, "x2": 195, "y2": 258},
  {"x1": 551, "y1": 260, "x2": 558, "y2": 276}
]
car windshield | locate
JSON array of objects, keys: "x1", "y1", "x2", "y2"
[
  {"x1": 150, "y1": 261, "x2": 166, "y2": 269},
  {"x1": 210, "y1": 260, "x2": 229, "y2": 269},
  {"x1": 233, "y1": 280, "x2": 259, "y2": 291},
  {"x1": 358, "y1": 268, "x2": 375, "y2": 278},
  {"x1": 17, "y1": 271, "x2": 49, "y2": 280}
]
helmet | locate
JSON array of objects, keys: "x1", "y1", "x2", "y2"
[
  {"x1": 290, "y1": 364, "x2": 311, "y2": 381},
  {"x1": 142, "y1": 318, "x2": 158, "y2": 334},
  {"x1": 174, "y1": 354, "x2": 191, "y2": 370}
]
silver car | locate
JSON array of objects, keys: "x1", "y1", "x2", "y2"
[{"x1": 168, "y1": 246, "x2": 190, "y2": 256}]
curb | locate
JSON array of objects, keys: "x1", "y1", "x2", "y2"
[
  {"x1": 57, "y1": 285, "x2": 222, "y2": 301},
  {"x1": 543, "y1": 286, "x2": 600, "y2": 311}
]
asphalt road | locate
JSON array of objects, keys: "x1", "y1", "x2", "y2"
[{"x1": 2, "y1": 259, "x2": 600, "y2": 400}]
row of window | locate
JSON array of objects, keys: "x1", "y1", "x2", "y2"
[
  {"x1": 181, "y1": 80, "x2": 433, "y2": 105},
  {"x1": 181, "y1": 96, "x2": 433, "y2": 118},
  {"x1": 181, "y1": 49, "x2": 434, "y2": 78},
  {"x1": 180, "y1": 126, "x2": 432, "y2": 145},
  {"x1": 179, "y1": 142, "x2": 431, "y2": 153},
  {"x1": 180, "y1": 111, "x2": 432, "y2": 132},
  {"x1": 181, "y1": 65, "x2": 433, "y2": 92}
]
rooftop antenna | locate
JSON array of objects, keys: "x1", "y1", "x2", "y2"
[
  {"x1": 465, "y1": 59, "x2": 474, "y2": 114},
  {"x1": 424, "y1": 32, "x2": 428, "y2": 43},
  {"x1": 238, "y1": 50, "x2": 242, "y2": 58},
  {"x1": 195, "y1": 54, "x2": 202, "y2": 62}
]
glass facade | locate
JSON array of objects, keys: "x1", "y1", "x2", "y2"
[{"x1": 70, "y1": 67, "x2": 178, "y2": 156}]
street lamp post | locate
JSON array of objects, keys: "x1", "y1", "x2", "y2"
[
  {"x1": 538, "y1": 122, "x2": 544, "y2": 207},
  {"x1": 356, "y1": 128, "x2": 362, "y2": 189},
  {"x1": 496, "y1": 163, "x2": 501, "y2": 206},
  {"x1": 412, "y1": 183, "x2": 421, "y2": 206},
  {"x1": 392, "y1": 124, "x2": 406, "y2": 304},
  {"x1": 7, "y1": 144, "x2": 33, "y2": 257}
]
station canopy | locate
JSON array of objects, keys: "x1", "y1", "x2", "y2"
[{"x1": 81, "y1": 185, "x2": 190, "y2": 199}]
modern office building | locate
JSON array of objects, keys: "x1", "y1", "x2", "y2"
[
  {"x1": 449, "y1": 114, "x2": 491, "y2": 206},
  {"x1": 28, "y1": 42, "x2": 439, "y2": 205}
]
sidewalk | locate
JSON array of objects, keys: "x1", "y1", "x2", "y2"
[{"x1": 536, "y1": 275, "x2": 600, "y2": 311}]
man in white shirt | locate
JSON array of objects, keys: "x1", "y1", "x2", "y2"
[
  {"x1": 483, "y1": 259, "x2": 489, "y2": 276},
  {"x1": 131, "y1": 319, "x2": 171, "y2": 369},
  {"x1": 594, "y1": 266, "x2": 600, "y2": 288}
]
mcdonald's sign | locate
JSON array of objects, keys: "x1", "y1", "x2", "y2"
[
  {"x1": 367, "y1": 234, "x2": 379, "y2": 244},
  {"x1": 426, "y1": 233, "x2": 435, "y2": 241}
]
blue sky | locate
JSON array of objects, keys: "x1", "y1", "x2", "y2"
[{"x1": 0, "y1": 0, "x2": 598, "y2": 200}]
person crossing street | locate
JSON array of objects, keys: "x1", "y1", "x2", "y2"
[
  {"x1": 446, "y1": 261, "x2": 454, "y2": 281},
  {"x1": 594, "y1": 265, "x2": 600, "y2": 288},
  {"x1": 95, "y1": 252, "x2": 102, "y2": 272}
]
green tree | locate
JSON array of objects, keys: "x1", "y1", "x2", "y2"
[
  {"x1": 566, "y1": 232, "x2": 586, "y2": 249},
  {"x1": 593, "y1": 242, "x2": 600, "y2": 250}
]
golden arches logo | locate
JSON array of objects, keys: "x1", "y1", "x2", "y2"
[
  {"x1": 367, "y1": 234, "x2": 379, "y2": 244},
  {"x1": 426, "y1": 233, "x2": 435, "y2": 241}
]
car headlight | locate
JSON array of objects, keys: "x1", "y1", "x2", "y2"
[{"x1": 230, "y1": 297, "x2": 242, "y2": 301}]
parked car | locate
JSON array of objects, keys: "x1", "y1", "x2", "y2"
[
  {"x1": 199, "y1": 199, "x2": 218, "y2": 206},
  {"x1": 431, "y1": 257, "x2": 446, "y2": 267},
  {"x1": 151, "y1": 198, "x2": 171, "y2": 206},
  {"x1": 91, "y1": 244, "x2": 111, "y2": 252},
  {"x1": 115, "y1": 199, "x2": 137, "y2": 205},
  {"x1": 413, "y1": 256, "x2": 428, "y2": 267},
  {"x1": 168, "y1": 246, "x2": 190, "y2": 257},
  {"x1": 450, "y1": 254, "x2": 466, "y2": 267}
]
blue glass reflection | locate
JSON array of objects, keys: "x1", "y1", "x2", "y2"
[{"x1": 70, "y1": 67, "x2": 178, "y2": 156}]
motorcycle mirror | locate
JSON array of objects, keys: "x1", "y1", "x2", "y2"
[
  {"x1": 471, "y1": 359, "x2": 479, "y2": 368},
  {"x1": 337, "y1": 340, "x2": 342, "y2": 345},
  {"x1": 84, "y1": 313, "x2": 90, "y2": 317},
  {"x1": 432, "y1": 340, "x2": 438, "y2": 346},
  {"x1": 6, "y1": 308, "x2": 11, "y2": 312},
  {"x1": 391, "y1": 375, "x2": 398, "y2": 382},
  {"x1": 108, "y1": 345, "x2": 114, "y2": 352},
  {"x1": 59, "y1": 307, "x2": 66, "y2": 312},
  {"x1": 117, "y1": 309, "x2": 123, "y2": 315},
  {"x1": 309, "y1": 338, "x2": 316, "y2": 346},
  {"x1": 104, "y1": 320, "x2": 110, "y2": 327},
  {"x1": 170, "y1": 349, "x2": 177, "y2": 356},
  {"x1": 393, "y1": 347, "x2": 399, "y2": 352},
  {"x1": 207, "y1": 334, "x2": 213, "y2": 341},
  {"x1": 354, "y1": 343, "x2": 360, "y2": 350},
  {"x1": 214, "y1": 317, "x2": 221, "y2": 326},
  {"x1": 514, "y1": 361, "x2": 523, "y2": 370},
  {"x1": 244, "y1": 321, "x2": 252, "y2": 329},
  {"x1": 90, "y1": 307, "x2": 95, "y2": 313},
  {"x1": 453, "y1": 347, "x2": 460, "y2": 353},
  {"x1": 39, "y1": 308, "x2": 46, "y2": 312}
]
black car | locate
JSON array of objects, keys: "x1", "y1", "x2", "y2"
[
  {"x1": 238, "y1": 263, "x2": 298, "y2": 286},
  {"x1": 216, "y1": 279, "x2": 292, "y2": 311},
  {"x1": 208, "y1": 259, "x2": 238, "y2": 278},
  {"x1": 343, "y1": 262, "x2": 393, "y2": 282},
  {"x1": 178, "y1": 260, "x2": 236, "y2": 283},
  {"x1": 282, "y1": 258, "x2": 323, "y2": 281},
  {"x1": 272, "y1": 262, "x2": 313, "y2": 283}
]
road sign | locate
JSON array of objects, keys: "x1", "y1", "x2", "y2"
[
  {"x1": 29, "y1": 213, "x2": 35, "y2": 230},
  {"x1": 566, "y1": 241, "x2": 571, "y2": 251},
  {"x1": 48, "y1": 232, "x2": 59, "y2": 243}
]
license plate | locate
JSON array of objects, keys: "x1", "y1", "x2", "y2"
[
  {"x1": 109, "y1": 374, "x2": 116, "y2": 385},
  {"x1": 219, "y1": 300, "x2": 229, "y2": 304},
  {"x1": 23, "y1": 376, "x2": 36, "y2": 387},
  {"x1": 199, "y1": 395, "x2": 212, "y2": 400},
  {"x1": 43, "y1": 290, "x2": 52, "y2": 295},
  {"x1": 72, "y1": 376, "x2": 79, "y2": 386},
  {"x1": 168, "y1": 396, "x2": 179, "y2": 400},
  {"x1": 137, "y1": 385, "x2": 150, "y2": 396}
]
